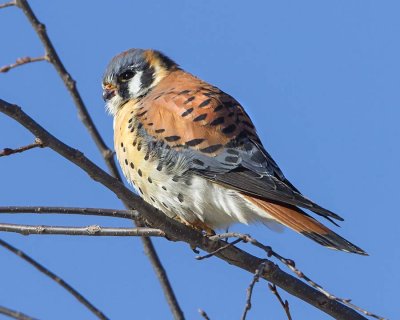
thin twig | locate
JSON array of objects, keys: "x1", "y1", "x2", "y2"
[
  {"x1": 210, "y1": 232, "x2": 385, "y2": 320},
  {"x1": 0, "y1": 206, "x2": 138, "y2": 219},
  {"x1": 0, "y1": 1, "x2": 15, "y2": 9},
  {"x1": 0, "y1": 99, "x2": 373, "y2": 320},
  {"x1": 268, "y1": 283, "x2": 292, "y2": 320},
  {"x1": 0, "y1": 306, "x2": 37, "y2": 320},
  {"x1": 198, "y1": 309, "x2": 211, "y2": 320},
  {"x1": 0, "y1": 56, "x2": 47, "y2": 73},
  {"x1": 12, "y1": 2, "x2": 184, "y2": 317},
  {"x1": 0, "y1": 239, "x2": 108, "y2": 320},
  {"x1": 0, "y1": 223, "x2": 165, "y2": 237},
  {"x1": 195, "y1": 238, "x2": 243, "y2": 260},
  {"x1": 241, "y1": 262, "x2": 266, "y2": 320},
  {"x1": 0, "y1": 138, "x2": 43, "y2": 157},
  {"x1": 14, "y1": 0, "x2": 120, "y2": 179}
]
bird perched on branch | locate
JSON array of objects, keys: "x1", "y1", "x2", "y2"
[{"x1": 102, "y1": 49, "x2": 366, "y2": 255}]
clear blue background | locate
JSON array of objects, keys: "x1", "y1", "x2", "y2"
[{"x1": 1, "y1": 1, "x2": 398, "y2": 319}]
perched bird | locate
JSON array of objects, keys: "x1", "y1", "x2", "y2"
[{"x1": 102, "y1": 48, "x2": 366, "y2": 255}]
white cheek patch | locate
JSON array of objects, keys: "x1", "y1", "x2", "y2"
[
  {"x1": 106, "y1": 95, "x2": 123, "y2": 116},
  {"x1": 128, "y1": 71, "x2": 144, "y2": 98}
]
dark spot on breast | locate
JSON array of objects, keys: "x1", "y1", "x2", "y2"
[
  {"x1": 222, "y1": 124, "x2": 237, "y2": 134},
  {"x1": 165, "y1": 135, "x2": 181, "y2": 142},
  {"x1": 153, "y1": 94, "x2": 163, "y2": 100},
  {"x1": 162, "y1": 202, "x2": 169, "y2": 208},
  {"x1": 148, "y1": 177, "x2": 153, "y2": 183},
  {"x1": 162, "y1": 186, "x2": 167, "y2": 190},
  {"x1": 144, "y1": 151, "x2": 150, "y2": 161},
  {"x1": 200, "y1": 144, "x2": 223, "y2": 154},
  {"x1": 210, "y1": 117, "x2": 225, "y2": 126},
  {"x1": 130, "y1": 162, "x2": 134, "y2": 169},
  {"x1": 157, "y1": 164, "x2": 163, "y2": 171},
  {"x1": 123, "y1": 147, "x2": 126, "y2": 152},
  {"x1": 150, "y1": 196, "x2": 155, "y2": 202},
  {"x1": 128, "y1": 118, "x2": 133, "y2": 123},
  {"x1": 130, "y1": 127, "x2": 135, "y2": 133},
  {"x1": 133, "y1": 139, "x2": 137, "y2": 146},
  {"x1": 124, "y1": 159, "x2": 128, "y2": 165},
  {"x1": 184, "y1": 96, "x2": 195, "y2": 104},
  {"x1": 138, "y1": 187, "x2": 143, "y2": 195},
  {"x1": 193, "y1": 114, "x2": 207, "y2": 122},
  {"x1": 198, "y1": 99, "x2": 212, "y2": 108},
  {"x1": 137, "y1": 110, "x2": 148, "y2": 117},
  {"x1": 185, "y1": 138, "x2": 205, "y2": 147},
  {"x1": 147, "y1": 122, "x2": 154, "y2": 126},
  {"x1": 177, "y1": 194, "x2": 184, "y2": 203},
  {"x1": 214, "y1": 104, "x2": 224, "y2": 112},
  {"x1": 138, "y1": 169, "x2": 143, "y2": 177},
  {"x1": 172, "y1": 175, "x2": 180, "y2": 182},
  {"x1": 137, "y1": 142, "x2": 142, "y2": 151},
  {"x1": 137, "y1": 123, "x2": 143, "y2": 130},
  {"x1": 120, "y1": 142, "x2": 124, "y2": 147},
  {"x1": 128, "y1": 123, "x2": 133, "y2": 129},
  {"x1": 181, "y1": 108, "x2": 194, "y2": 117},
  {"x1": 155, "y1": 129, "x2": 165, "y2": 133}
]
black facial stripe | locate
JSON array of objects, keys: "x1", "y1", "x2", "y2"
[
  {"x1": 118, "y1": 82, "x2": 130, "y2": 100},
  {"x1": 140, "y1": 65, "x2": 155, "y2": 91}
]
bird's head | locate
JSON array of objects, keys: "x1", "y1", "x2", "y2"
[{"x1": 102, "y1": 49, "x2": 178, "y2": 115}]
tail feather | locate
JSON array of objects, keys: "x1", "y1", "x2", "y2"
[{"x1": 245, "y1": 196, "x2": 367, "y2": 255}]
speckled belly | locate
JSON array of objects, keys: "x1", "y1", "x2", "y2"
[{"x1": 113, "y1": 103, "x2": 278, "y2": 229}]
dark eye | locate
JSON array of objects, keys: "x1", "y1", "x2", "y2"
[{"x1": 119, "y1": 70, "x2": 135, "y2": 82}]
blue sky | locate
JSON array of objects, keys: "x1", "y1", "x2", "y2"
[{"x1": 1, "y1": 1, "x2": 399, "y2": 319}]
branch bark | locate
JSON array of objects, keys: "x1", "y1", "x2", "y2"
[
  {"x1": 0, "y1": 206, "x2": 138, "y2": 219},
  {"x1": 0, "y1": 98, "x2": 370, "y2": 320},
  {"x1": 0, "y1": 306, "x2": 37, "y2": 320},
  {"x1": 0, "y1": 223, "x2": 164, "y2": 237}
]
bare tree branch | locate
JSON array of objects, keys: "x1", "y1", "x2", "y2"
[
  {"x1": 0, "y1": 239, "x2": 109, "y2": 320},
  {"x1": 0, "y1": 56, "x2": 47, "y2": 73},
  {"x1": 0, "y1": 305, "x2": 37, "y2": 320},
  {"x1": 0, "y1": 1, "x2": 15, "y2": 9},
  {"x1": 0, "y1": 223, "x2": 165, "y2": 237},
  {"x1": 241, "y1": 262, "x2": 266, "y2": 320},
  {"x1": 0, "y1": 206, "x2": 138, "y2": 219},
  {"x1": 11, "y1": 2, "x2": 184, "y2": 317},
  {"x1": 0, "y1": 98, "x2": 374, "y2": 320},
  {"x1": 0, "y1": 138, "x2": 43, "y2": 157},
  {"x1": 209, "y1": 232, "x2": 385, "y2": 320},
  {"x1": 14, "y1": 0, "x2": 119, "y2": 179},
  {"x1": 268, "y1": 283, "x2": 292, "y2": 320},
  {"x1": 198, "y1": 309, "x2": 211, "y2": 320},
  {"x1": 195, "y1": 238, "x2": 242, "y2": 260}
]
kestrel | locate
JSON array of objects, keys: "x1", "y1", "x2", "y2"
[{"x1": 102, "y1": 49, "x2": 366, "y2": 255}]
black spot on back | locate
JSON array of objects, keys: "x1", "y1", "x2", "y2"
[
  {"x1": 198, "y1": 99, "x2": 212, "y2": 108},
  {"x1": 165, "y1": 135, "x2": 181, "y2": 142},
  {"x1": 185, "y1": 138, "x2": 205, "y2": 147},
  {"x1": 193, "y1": 114, "x2": 207, "y2": 122},
  {"x1": 200, "y1": 144, "x2": 223, "y2": 154},
  {"x1": 181, "y1": 108, "x2": 194, "y2": 117},
  {"x1": 210, "y1": 117, "x2": 225, "y2": 126}
]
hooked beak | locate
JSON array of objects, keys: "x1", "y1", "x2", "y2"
[{"x1": 102, "y1": 84, "x2": 117, "y2": 101}]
